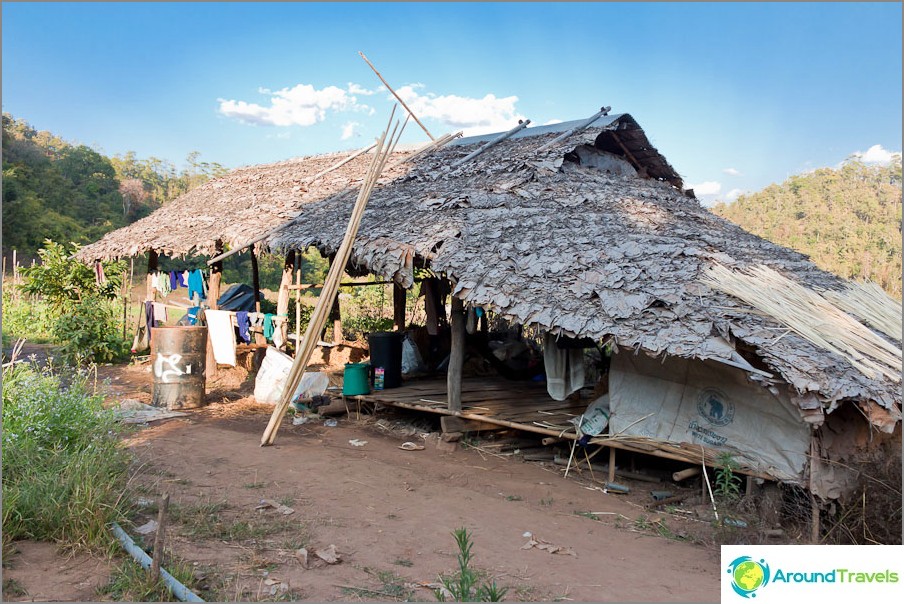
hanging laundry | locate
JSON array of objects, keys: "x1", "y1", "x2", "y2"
[
  {"x1": 152, "y1": 302, "x2": 168, "y2": 324},
  {"x1": 155, "y1": 271, "x2": 172, "y2": 297},
  {"x1": 169, "y1": 270, "x2": 179, "y2": 291},
  {"x1": 94, "y1": 262, "x2": 107, "y2": 286},
  {"x1": 179, "y1": 270, "x2": 189, "y2": 288},
  {"x1": 273, "y1": 315, "x2": 286, "y2": 348},
  {"x1": 144, "y1": 301, "x2": 155, "y2": 339},
  {"x1": 188, "y1": 269, "x2": 207, "y2": 303},
  {"x1": 543, "y1": 332, "x2": 585, "y2": 401},
  {"x1": 236, "y1": 311, "x2": 251, "y2": 343},
  {"x1": 263, "y1": 313, "x2": 275, "y2": 340},
  {"x1": 205, "y1": 309, "x2": 236, "y2": 366}
]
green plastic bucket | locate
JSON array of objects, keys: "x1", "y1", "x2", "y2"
[{"x1": 342, "y1": 362, "x2": 371, "y2": 396}]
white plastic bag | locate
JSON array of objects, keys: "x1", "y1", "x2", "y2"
[{"x1": 254, "y1": 347, "x2": 329, "y2": 405}]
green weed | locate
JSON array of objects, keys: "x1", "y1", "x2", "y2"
[
  {"x1": 2, "y1": 364, "x2": 131, "y2": 553},
  {"x1": 100, "y1": 557, "x2": 197, "y2": 602},
  {"x1": 435, "y1": 527, "x2": 507, "y2": 602}
]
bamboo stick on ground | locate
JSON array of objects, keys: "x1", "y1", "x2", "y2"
[{"x1": 261, "y1": 108, "x2": 406, "y2": 446}]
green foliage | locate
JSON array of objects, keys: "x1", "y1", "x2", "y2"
[
  {"x1": 341, "y1": 279, "x2": 394, "y2": 341},
  {"x1": 2, "y1": 113, "x2": 227, "y2": 259},
  {"x1": 2, "y1": 114, "x2": 128, "y2": 257},
  {"x1": 712, "y1": 157, "x2": 903, "y2": 298},
  {"x1": 435, "y1": 528, "x2": 507, "y2": 602},
  {"x1": 1, "y1": 288, "x2": 55, "y2": 343},
  {"x1": 14, "y1": 240, "x2": 128, "y2": 364},
  {"x1": 53, "y1": 294, "x2": 129, "y2": 365},
  {"x1": 18, "y1": 240, "x2": 124, "y2": 308},
  {"x1": 714, "y1": 452, "x2": 742, "y2": 501},
  {"x1": 1, "y1": 364, "x2": 131, "y2": 552}
]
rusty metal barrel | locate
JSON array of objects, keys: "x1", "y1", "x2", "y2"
[{"x1": 150, "y1": 326, "x2": 208, "y2": 410}]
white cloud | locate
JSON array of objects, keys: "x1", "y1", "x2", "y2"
[
  {"x1": 341, "y1": 121, "x2": 361, "y2": 141},
  {"x1": 543, "y1": 119, "x2": 563, "y2": 126},
  {"x1": 725, "y1": 188, "x2": 745, "y2": 201},
  {"x1": 852, "y1": 144, "x2": 901, "y2": 164},
  {"x1": 393, "y1": 85, "x2": 526, "y2": 136},
  {"x1": 218, "y1": 83, "x2": 371, "y2": 127},
  {"x1": 687, "y1": 181, "x2": 722, "y2": 196},
  {"x1": 722, "y1": 167, "x2": 742, "y2": 176},
  {"x1": 347, "y1": 83, "x2": 376, "y2": 96}
]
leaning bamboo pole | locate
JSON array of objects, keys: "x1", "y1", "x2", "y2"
[{"x1": 261, "y1": 108, "x2": 406, "y2": 446}]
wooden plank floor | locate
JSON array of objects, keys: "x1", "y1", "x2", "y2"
[{"x1": 352, "y1": 376, "x2": 587, "y2": 433}]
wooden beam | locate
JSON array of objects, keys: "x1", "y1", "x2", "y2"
[
  {"x1": 206, "y1": 241, "x2": 223, "y2": 381},
  {"x1": 393, "y1": 282, "x2": 406, "y2": 331},
  {"x1": 441, "y1": 415, "x2": 503, "y2": 434},
  {"x1": 359, "y1": 51, "x2": 434, "y2": 141},
  {"x1": 145, "y1": 250, "x2": 158, "y2": 301},
  {"x1": 275, "y1": 250, "x2": 295, "y2": 351},
  {"x1": 447, "y1": 295, "x2": 465, "y2": 413}
]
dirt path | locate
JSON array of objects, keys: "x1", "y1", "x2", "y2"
[{"x1": 4, "y1": 360, "x2": 723, "y2": 602}]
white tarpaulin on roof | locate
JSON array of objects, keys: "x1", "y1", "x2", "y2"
[{"x1": 608, "y1": 352, "x2": 811, "y2": 482}]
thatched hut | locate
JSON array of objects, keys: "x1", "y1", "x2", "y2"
[
  {"x1": 75, "y1": 147, "x2": 415, "y2": 343},
  {"x1": 264, "y1": 112, "x2": 901, "y2": 501}
]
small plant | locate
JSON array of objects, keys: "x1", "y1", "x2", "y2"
[
  {"x1": 101, "y1": 557, "x2": 197, "y2": 602},
  {"x1": 540, "y1": 498, "x2": 554, "y2": 506},
  {"x1": 505, "y1": 494, "x2": 523, "y2": 502},
  {"x1": 714, "y1": 452, "x2": 742, "y2": 501},
  {"x1": 574, "y1": 511, "x2": 600, "y2": 521},
  {"x1": 2, "y1": 364, "x2": 131, "y2": 553},
  {"x1": 435, "y1": 528, "x2": 507, "y2": 602}
]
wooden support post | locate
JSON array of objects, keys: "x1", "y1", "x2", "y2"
[
  {"x1": 249, "y1": 244, "x2": 266, "y2": 345},
  {"x1": 608, "y1": 446, "x2": 617, "y2": 483},
  {"x1": 329, "y1": 297, "x2": 342, "y2": 343},
  {"x1": 447, "y1": 294, "x2": 465, "y2": 413},
  {"x1": 206, "y1": 242, "x2": 223, "y2": 381},
  {"x1": 145, "y1": 250, "x2": 159, "y2": 301},
  {"x1": 295, "y1": 252, "x2": 302, "y2": 349},
  {"x1": 150, "y1": 493, "x2": 170, "y2": 582},
  {"x1": 250, "y1": 245, "x2": 262, "y2": 314},
  {"x1": 809, "y1": 434, "x2": 821, "y2": 543},
  {"x1": 275, "y1": 250, "x2": 296, "y2": 351},
  {"x1": 393, "y1": 282, "x2": 406, "y2": 331}
]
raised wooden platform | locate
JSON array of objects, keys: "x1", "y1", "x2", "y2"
[
  {"x1": 347, "y1": 375, "x2": 774, "y2": 480},
  {"x1": 354, "y1": 377, "x2": 585, "y2": 435}
]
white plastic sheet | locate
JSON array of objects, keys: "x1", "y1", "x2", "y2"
[
  {"x1": 608, "y1": 352, "x2": 810, "y2": 482},
  {"x1": 254, "y1": 346, "x2": 329, "y2": 405}
]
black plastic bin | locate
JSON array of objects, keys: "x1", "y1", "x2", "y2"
[{"x1": 367, "y1": 331, "x2": 404, "y2": 389}]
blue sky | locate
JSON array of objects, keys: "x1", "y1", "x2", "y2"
[{"x1": 2, "y1": 2, "x2": 902, "y2": 205}]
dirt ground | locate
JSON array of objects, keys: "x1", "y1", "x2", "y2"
[{"x1": 3, "y1": 351, "x2": 725, "y2": 602}]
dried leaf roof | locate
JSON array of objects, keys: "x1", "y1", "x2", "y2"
[
  {"x1": 74, "y1": 149, "x2": 414, "y2": 261},
  {"x1": 267, "y1": 116, "x2": 901, "y2": 418}
]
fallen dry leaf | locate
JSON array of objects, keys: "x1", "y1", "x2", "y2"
[
  {"x1": 521, "y1": 536, "x2": 577, "y2": 557},
  {"x1": 315, "y1": 544, "x2": 342, "y2": 564},
  {"x1": 399, "y1": 441, "x2": 425, "y2": 451}
]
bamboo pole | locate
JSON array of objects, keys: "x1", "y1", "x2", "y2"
[
  {"x1": 261, "y1": 108, "x2": 406, "y2": 446},
  {"x1": 450, "y1": 120, "x2": 531, "y2": 168},
  {"x1": 308, "y1": 143, "x2": 376, "y2": 182},
  {"x1": 359, "y1": 51, "x2": 434, "y2": 141},
  {"x1": 536, "y1": 106, "x2": 610, "y2": 152},
  {"x1": 448, "y1": 294, "x2": 465, "y2": 412}
]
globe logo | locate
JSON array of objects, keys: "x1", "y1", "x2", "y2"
[{"x1": 727, "y1": 556, "x2": 770, "y2": 598}]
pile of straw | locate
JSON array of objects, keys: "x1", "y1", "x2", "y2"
[
  {"x1": 701, "y1": 264, "x2": 901, "y2": 383},
  {"x1": 822, "y1": 280, "x2": 902, "y2": 342}
]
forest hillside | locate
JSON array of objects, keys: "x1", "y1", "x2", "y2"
[{"x1": 711, "y1": 157, "x2": 902, "y2": 298}]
